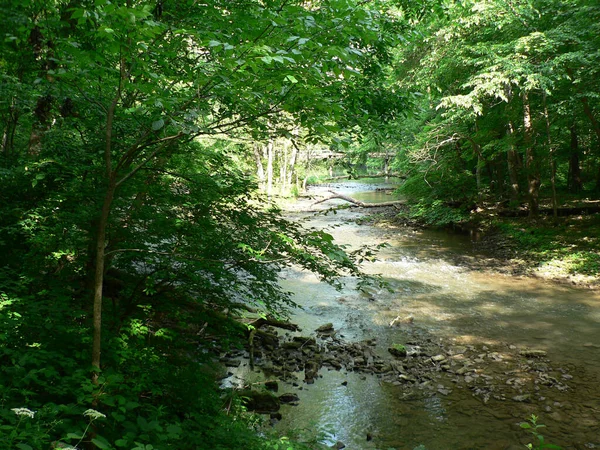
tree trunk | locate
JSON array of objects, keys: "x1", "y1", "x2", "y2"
[
  {"x1": 581, "y1": 96, "x2": 600, "y2": 143},
  {"x1": 280, "y1": 139, "x2": 288, "y2": 193},
  {"x1": 287, "y1": 140, "x2": 298, "y2": 188},
  {"x1": 542, "y1": 92, "x2": 558, "y2": 218},
  {"x1": 568, "y1": 125, "x2": 583, "y2": 193},
  {"x1": 266, "y1": 140, "x2": 274, "y2": 196},
  {"x1": 91, "y1": 180, "x2": 116, "y2": 383},
  {"x1": 252, "y1": 143, "x2": 265, "y2": 189},
  {"x1": 1, "y1": 101, "x2": 19, "y2": 155},
  {"x1": 92, "y1": 92, "x2": 120, "y2": 383},
  {"x1": 506, "y1": 120, "x2": 521, "y2": 203},
  {"x1": 523, "y1": 92, "x2": 540, "y2": 216}
]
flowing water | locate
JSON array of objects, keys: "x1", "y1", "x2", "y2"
[{"x1": 258, "y1": 182, "x2": 600, "y2": 449}]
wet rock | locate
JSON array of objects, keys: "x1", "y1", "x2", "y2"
[
  {"x1": 279, "y1": 393, "x2": 300, "y2": 404},
  {"x1": 293, "y1": 336, "x2": 317, "y2": 346},
  {"x1": 437, "y1": 387, "x2": 452, "y2": 396},
  {"x1": 431, "y1": 354, "x2": 446, "y2": 363},
  {"x1": 519, "y1": 349, "x2": 547, "y2": 358},
  {"x1": 316, "y1": 323, "x2": 334, "y2": 332},
  {"x1": 305, "y1": 360, "x2": 319, "y2": 383},
  {"x1": 282, "y1": 341, "x2": 303, "y2": 350},
  {"x1": 240, "y1": 390, "x2": 281, "y2": 413},
  {"x1": 265, "y1": 380, "x2": 279, "y2": 392},
  {"x1": 388, "y1": 344, "x2": 407, "y2": 358},
  {"x1": 220, "y1": 358, "x2": 241, "y2": 368},
  {"x1": 512, "y1": 394, "x2": 531, "y2": 403},
  {"x1": 270, "y1": 412, "x2": 282, "y2": 421},
  {"x1": 399, "y1": 374, "x2": 417, "y2": 383},
  {"x1": 449, "y1": 346, "x2": 467, "y2": 355},
  {"x1": 331, "y1": 441, "x2": 345, "y2": 449}
]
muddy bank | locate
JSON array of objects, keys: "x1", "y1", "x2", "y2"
[{"x1": 351, "y1": 205, "x2": 600, "y2": 290}]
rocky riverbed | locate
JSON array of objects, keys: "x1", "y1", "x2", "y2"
[{"x1": 218, "y1": 316, "x2": 599, "y2": 449}]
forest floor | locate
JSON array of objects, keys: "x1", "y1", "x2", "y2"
[{"x1": 366, "y1": 202, "x2": 600, "y2": 290}]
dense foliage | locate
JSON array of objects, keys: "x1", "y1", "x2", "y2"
[
  {"x1": 0, "y1": 0, "x2": 398, "y2": 448},
  {"x1": 345, "y1": 0, "x2": 600, "y2": 226}
]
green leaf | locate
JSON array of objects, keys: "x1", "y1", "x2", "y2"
[
  {"x1": 67, "y1": 432, "x2": 85, "y2": 439},
  {"x1": 92, "y1": 437, "x2": 111, "y2": 449},
  {"x1": 152, "y1": 119, "x2": 164, "y2": 131},
  {"x1": 16, "y1": 445, "x2": 33, "y2": 450}
]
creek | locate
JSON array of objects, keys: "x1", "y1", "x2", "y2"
[{"x1": 230, "y1": 181, "x2": 600, "y2": 449}]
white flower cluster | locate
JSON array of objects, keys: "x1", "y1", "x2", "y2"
[
  {"x1": 11, "y1": 408, "x2": 35, "y2": 418},
  {"x1": 82, "y1": 409, "x2": 106, "y2": 420}
]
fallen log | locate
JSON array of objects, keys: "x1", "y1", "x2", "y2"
[
  {"x1": 498, "y1": 205, "x2": 600, "y2": 217},
  {"x1": 322, "y1": 172, "x2": 405, "y2": 181},
  {"x1": 312, "y1": 190, "x2": 406, "y2": 208}
]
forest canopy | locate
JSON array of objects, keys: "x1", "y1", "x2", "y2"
[{"x1": 1, "y1": 0, "x2": 599, "y2": 448}]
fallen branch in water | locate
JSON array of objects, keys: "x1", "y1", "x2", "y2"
[{"x1": 312, "y1": 190, "x2": 406, "y2": 208}]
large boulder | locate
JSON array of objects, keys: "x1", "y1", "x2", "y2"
[{"x1": 239, "y1": 389, "x2": 280, "y2": 413}]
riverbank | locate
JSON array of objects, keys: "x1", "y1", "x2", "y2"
[{"x1": 356, "y1": 204, "x2": 600, "y2": 290}]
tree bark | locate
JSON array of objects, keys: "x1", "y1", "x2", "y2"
[
  {"x1": 91, "y1": 91, "x2": 119, "y2": 383},
  {"x1": 568, "y1": 125, "x2": 583, "y2": 193},
  {"x1": 506, "y1": 119, "x2": 521, "y2": 203},
  {"x1": 581, "y1": 96, "x2": 600, "y2": 143},
  {"x1": 523, "y1": 92, "x2": 540, "y2": 216},
  {"x1": 266, "y1": 140, "x2": 274, "y2": 196},
  {"x1": 252, "y1": 143, "x2": 265, "y2": 189},
  {"x1": 542, "y1": 92, "x2": 558, "y2": 218}
]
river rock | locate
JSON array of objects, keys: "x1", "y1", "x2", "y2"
[
  {"x1": 265, "y1": 380, "x2": 279, "y2": 392},
  {"x1": 279, "y1": 393, "x2": 300, "y2": 404},
  {"x1": 305, "y1": 360, "x2": 319, "y2": 383},
  {"x1": 519, "y1": 349, "x2": 547, "y2": 358},
  {"x1": 240, "y1": 390, "x2": 281, "y2": 413},
  {"x1": 512, "y1": 394, "x2": 531, "y2": 402},
  {"x1": 282, "y1": 341, "x2": 303, "y2": 350},
  {"x1": 388, "y1": 344, "x2": 407, "y2": 358},
  {"x1": 316, "y1": 323, "x2": 334, "y2": 333}
]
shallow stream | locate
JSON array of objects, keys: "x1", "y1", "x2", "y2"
[{"x1": 247, "y1": 182, "x2": 600, "y2": 449}]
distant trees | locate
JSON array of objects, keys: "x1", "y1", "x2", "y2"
[{"x1": 378, "y1": 0, "x2": 600, "y2": 221}]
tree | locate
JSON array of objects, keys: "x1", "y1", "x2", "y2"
[{"x1": 0, "y1": 0, "x2": 398, "y2": 447}]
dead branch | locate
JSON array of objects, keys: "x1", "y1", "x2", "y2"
[{"x1": 312, "y1": 190, "x2": 406, "y2": 208}]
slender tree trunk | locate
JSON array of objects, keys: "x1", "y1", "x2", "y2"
[
  {"x1": 266, "y1": 140, "x2": 274, "y2": 196},
  {"x1": 288, "y1": 140, "x2": 298, "y2": 188},
  {"x1": 568, "y1": 125, "x2": 583, "y2": 193},
  {"x1": 92, "y1": 92, "x2": 119, "y2": 383},
  {"x1": 1, "y1": 102, "x2": 19, "y2": 155},
  {"x1": 581, "y1": 96, "x2": 600, "y2": 143},
  {"x1": 507, "y1": 120, "x2": 521, "y2": 203},
  {"x1": 91, "y1": 180, "x2": 116, "y2": 383},
  {"x1": 252, "y1": 143, "x2": 265, "y2": 189},
  {"x1": 523, "y1": 92, "x2": 540, "y2": 216},
  {"x1": 280, "y1": 139, "x2": 288, "y2": 193},
  {"x1": 542, "y1": 93, "x2": 558, "y2": 217}
]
